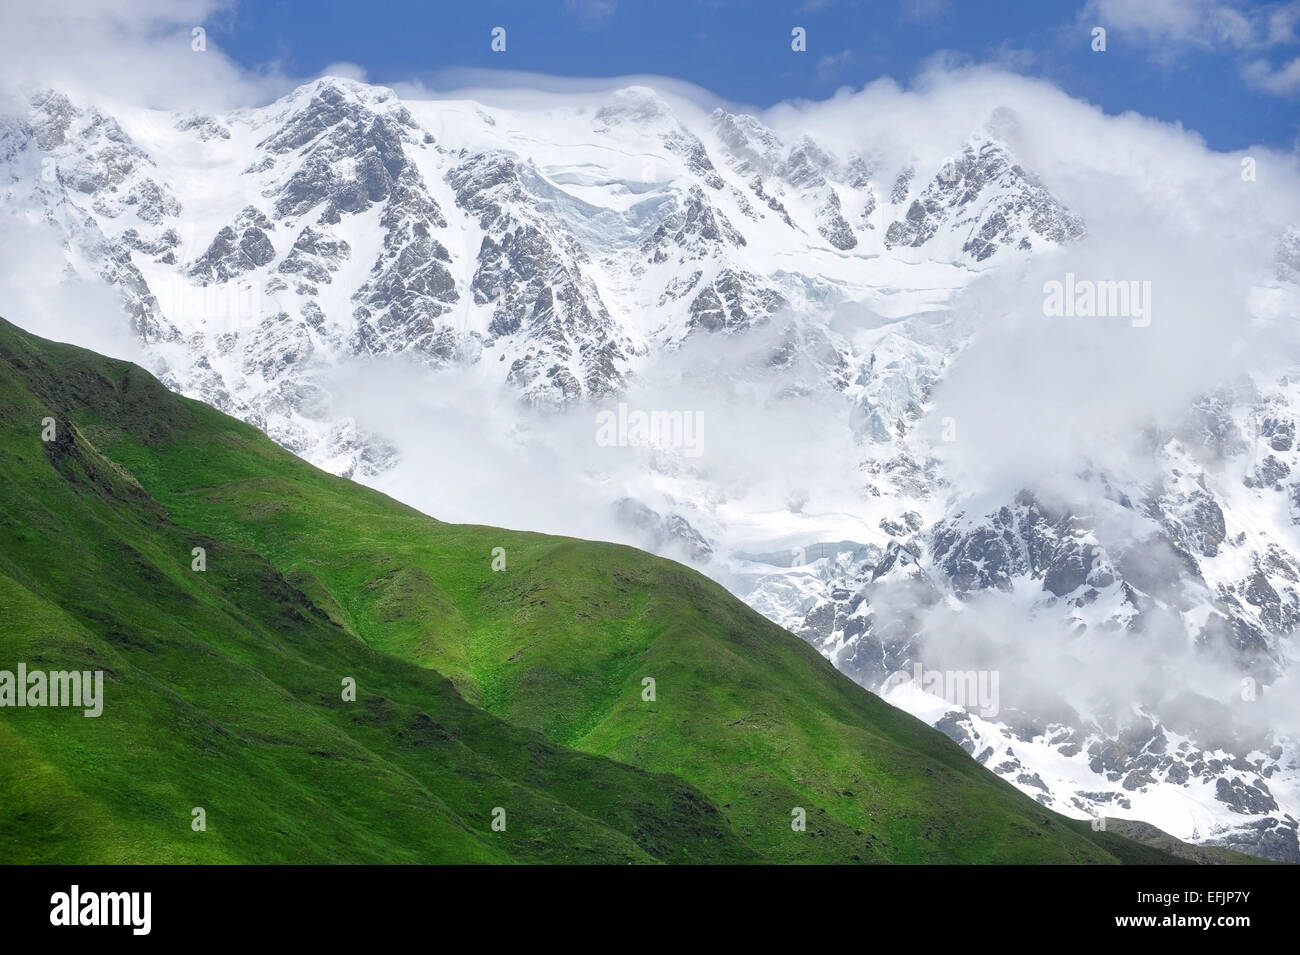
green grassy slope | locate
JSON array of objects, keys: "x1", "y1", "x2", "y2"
[{"x1": 0, "y1": 317, "x2": 1202, "y2": 863}]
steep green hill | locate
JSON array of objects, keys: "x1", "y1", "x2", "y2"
[{"x1": 0, "y1": 317, "x2": 1207, "y2": 863}]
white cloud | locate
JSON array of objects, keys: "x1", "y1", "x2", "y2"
[
  {"x1": 1082, "y1": 0, "x2": 1300, "y2": 98},
  {"x1": 815, "y1": 49, "x2": 855, "y2": 82},
  {"x1": 1084, "y1": 0, "x2": 1258, "y2": 51},
  {"x1": 317, "y1": 61, "x2": 369, "y2": 84},
  {"x1": 1245, "y1": 54, "x2": 1300, "y2": 95},
  {"x1": 0, "y1": 217, "x2": 146, "y2": 364},
  {"x1": 0, "y1": 0, "x2": 289, "y2": 111},
  {"x1": 565, "y1": 0, "x2": 617, "y2": 27},
  {"x1": 1268, "y1": 3, "x2": 1300, "y2": 44}
]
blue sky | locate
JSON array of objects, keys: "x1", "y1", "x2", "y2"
[{"x1": 204, "y1": 0, "x2": 1300, "y2": 152}]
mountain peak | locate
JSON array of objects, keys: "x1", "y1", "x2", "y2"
[
  {"x1": 594, "y1": 85, "x2": 675, "y2": 127},
  {"x1": 291, "y1": 74, "x2": 394, "y2": 103},
  {"x1": 884, "y1": 136, "x2": 1084, "y2": 262}
]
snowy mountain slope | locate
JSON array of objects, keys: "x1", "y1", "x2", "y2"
[
  {"x1": 732, "y1": 305, "x2": 1300, "y2": 860},
  {"x1": 3, "y1": 75, "x2": 1299, "y2": 861},
  {"x1": 7, "y1": 77, "x2": 1066, "y2": 473}
]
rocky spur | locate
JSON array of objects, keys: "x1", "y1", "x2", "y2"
[{"x1": 0, "y1": 664, "x2": 103, "y2": 717}]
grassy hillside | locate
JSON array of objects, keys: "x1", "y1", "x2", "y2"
[{"x1": 0, "y1": 316, "x2": 1208, "y2": 863}]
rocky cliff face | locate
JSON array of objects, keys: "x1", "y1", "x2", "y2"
[
  {"x1": 884, "y1": 140, "x2": 1085, "y2": 261},
  {"x1": 738, "y1": 373, "x2": 1300, "y2": 861}
]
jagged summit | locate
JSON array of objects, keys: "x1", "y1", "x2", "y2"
[{"x1": 884, "y1": 137, "x2": 1085, "y2": 261}]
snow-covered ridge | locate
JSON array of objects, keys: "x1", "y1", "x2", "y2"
[{"x1": 1, "y1": 77, "x2": 1082, "y2": 470}]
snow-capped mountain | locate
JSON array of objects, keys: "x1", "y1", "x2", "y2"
[
  {"x1": 2, "y1": 78, "x2": 1084, "y2": 466},
  {"x1": 3, "y1": 76, "x2": 1298, "y2": 861}
]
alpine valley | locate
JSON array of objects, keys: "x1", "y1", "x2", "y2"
[{"x1": 3, "y1": 73, "x2": 1299, "y2": 862}]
